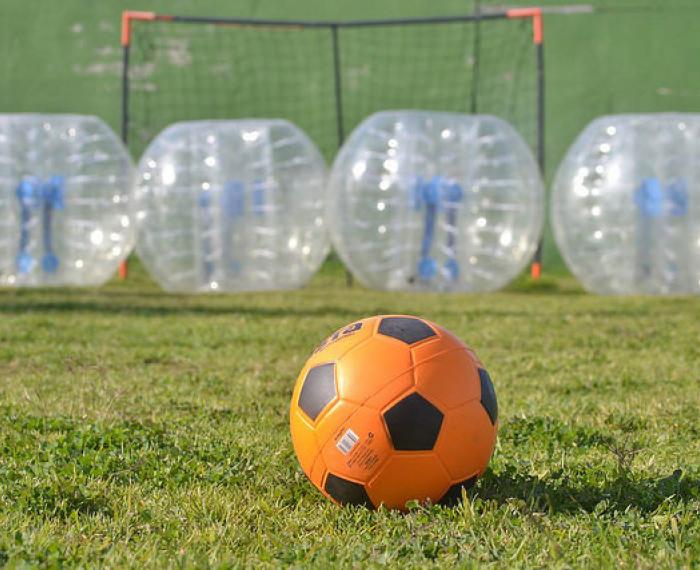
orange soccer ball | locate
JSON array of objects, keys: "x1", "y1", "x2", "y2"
[{"x1": 289, "y1": 315, "x2": 498, "y2": 510}]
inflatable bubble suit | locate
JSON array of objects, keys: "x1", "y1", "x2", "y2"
[
  {"x1": 552, "y1": 114, "x2": 700, "y2": 295},
  {"x1": 327, "y1": 111, "x2": 544, "y2": 292},
  {"x1": 0, "y1": 114, "x2": 135, "y2": 287},
  {"x1": 135, "y1": 120, "x2": 329, "y2": 292}
]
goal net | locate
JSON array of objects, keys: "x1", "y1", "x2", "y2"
[{"x1": 121, "y1": 8, "x2": 545, "y2": 273}]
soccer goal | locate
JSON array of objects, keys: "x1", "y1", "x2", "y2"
[{"x1": 120, "y1": 7, "x2": 545, "y2": 278}]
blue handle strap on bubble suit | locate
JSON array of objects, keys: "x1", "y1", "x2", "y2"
[
  {"x1": 416, "y1": 177, "x2": 440, "y2": 281},
  {"x1": 414, "y1": 176, "x2": 464, "y2": 282},
  {"x1": 40, "y1": 175, "x2": 65, "y2": 274},
  {"x1": 15, "y1": 177, "x2": 41, "y2": 274},
  {"x1": 634, "y1": 178, "x2": 664, "y2": 219},
  {"x1": 633, "y1": 177, "x2": 689, "y2": 282},
  {"x1": 222, "y1": 180, "x2": 245, "y2": 218}
]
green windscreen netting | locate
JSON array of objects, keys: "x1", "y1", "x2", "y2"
[{"x1": 125, "y1": 15, "x2": 539, "y2": 162}]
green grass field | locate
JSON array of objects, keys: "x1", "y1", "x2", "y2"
[
  {"x1": 0, "y1": 261, "x2": 698, "y2": 567},
  {"x1": 1, "y1": 3, "x2": 700, "y2": 564}
]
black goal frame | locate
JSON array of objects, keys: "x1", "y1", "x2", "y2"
[{"x1": 119, "y1": 8, "x2": 545, "y2": 280}]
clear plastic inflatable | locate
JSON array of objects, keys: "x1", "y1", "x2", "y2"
[
  {"x1": 135, "y1": 120, "x2": 328, "y2": 292},
  {"x1": 327, "y1": 111, "x2": 544, "y2": 292},
  {"x1": 552, "y1": 114, "x2": 700, "y2": 295},
  {"x1": 0, "y1": 114, "x2": 135, "y2": 287}
]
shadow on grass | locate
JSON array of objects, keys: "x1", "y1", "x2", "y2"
[
  {"x1": 476, "y1": 464, "x2": 699, "y2": 514},
  {"x1": 0, "y1": 285, "x2": 547, "y2": 319},
  {"x1": 0, "y1": 298, "x2": 359, "y2": 319},
  {"x1": 0, "y1": 297, "x2": 560, "y2": 321}
]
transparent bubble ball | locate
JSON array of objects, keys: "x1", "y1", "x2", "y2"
[
  {"x1": 135, "y1": 120, "x2": 329, "y2": 292},
  {"x1": 0, "y1": 114, "x2": 135, "y2": 287},
  {"x1": 327, "y1": 111, "x2": 544, "y2": 292},
  {"x1": 552, "y1": 114, "x2": 700, "y2": 295}
]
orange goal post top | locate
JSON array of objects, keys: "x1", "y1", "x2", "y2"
[
  {"x1": 120, "y1": 7, "x2": 544, "y2": 46},
  {"x1": 122, "y1": 11, "x2": 159, "y2": 46},
  {"x1": 506, "y1": 7, "x2": 543, "y2": 45}
]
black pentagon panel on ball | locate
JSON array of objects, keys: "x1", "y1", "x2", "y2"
[
  {"x1": 378, "y1": 317, "x2": 436, "y2": 345},
  {"x1": 479, "y1": 368, "x2": 498, "y2": 425},
  {"x1": 383, "y1": 392, "x2": 444, "y2": 450},
  {"x1": 324, "y1": 473, "x2": 374, "y2": 508},
  {"x1": 298, "y1": 363, "x2": 336, "y2": 421},
  {"x1": 439, "y1": 476, "x2": 478, "y2": 506}
]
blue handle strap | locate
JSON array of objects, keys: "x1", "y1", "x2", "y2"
[
  {"x1": 15, "y1": 177, "x2": 40, "y2": 274},
  {"x1": 417, "y1": 177, "x2": 441, "y2": 281},
  {"x1": 634, "y1": 178, "x2": 689, "y2": 218},
  {"x1": 41, "y1": 176, "x2": 65, "y2": 273},
  {"x1": 633, "y1": 177, "x2": 689, "y2": 282},
  {"x1": 222, "y1": 180, "x2": 245, "y2": 218},
  {"x1": 415, "y1": 176, "x2": 464, "y2": 282},
  {"x1": 634, "y1": 178, "x2": 664, "y2": 218}
]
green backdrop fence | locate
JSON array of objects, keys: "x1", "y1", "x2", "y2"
[{"x1": 1, "y1": 0, "x2": 698, "y2": 270}]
